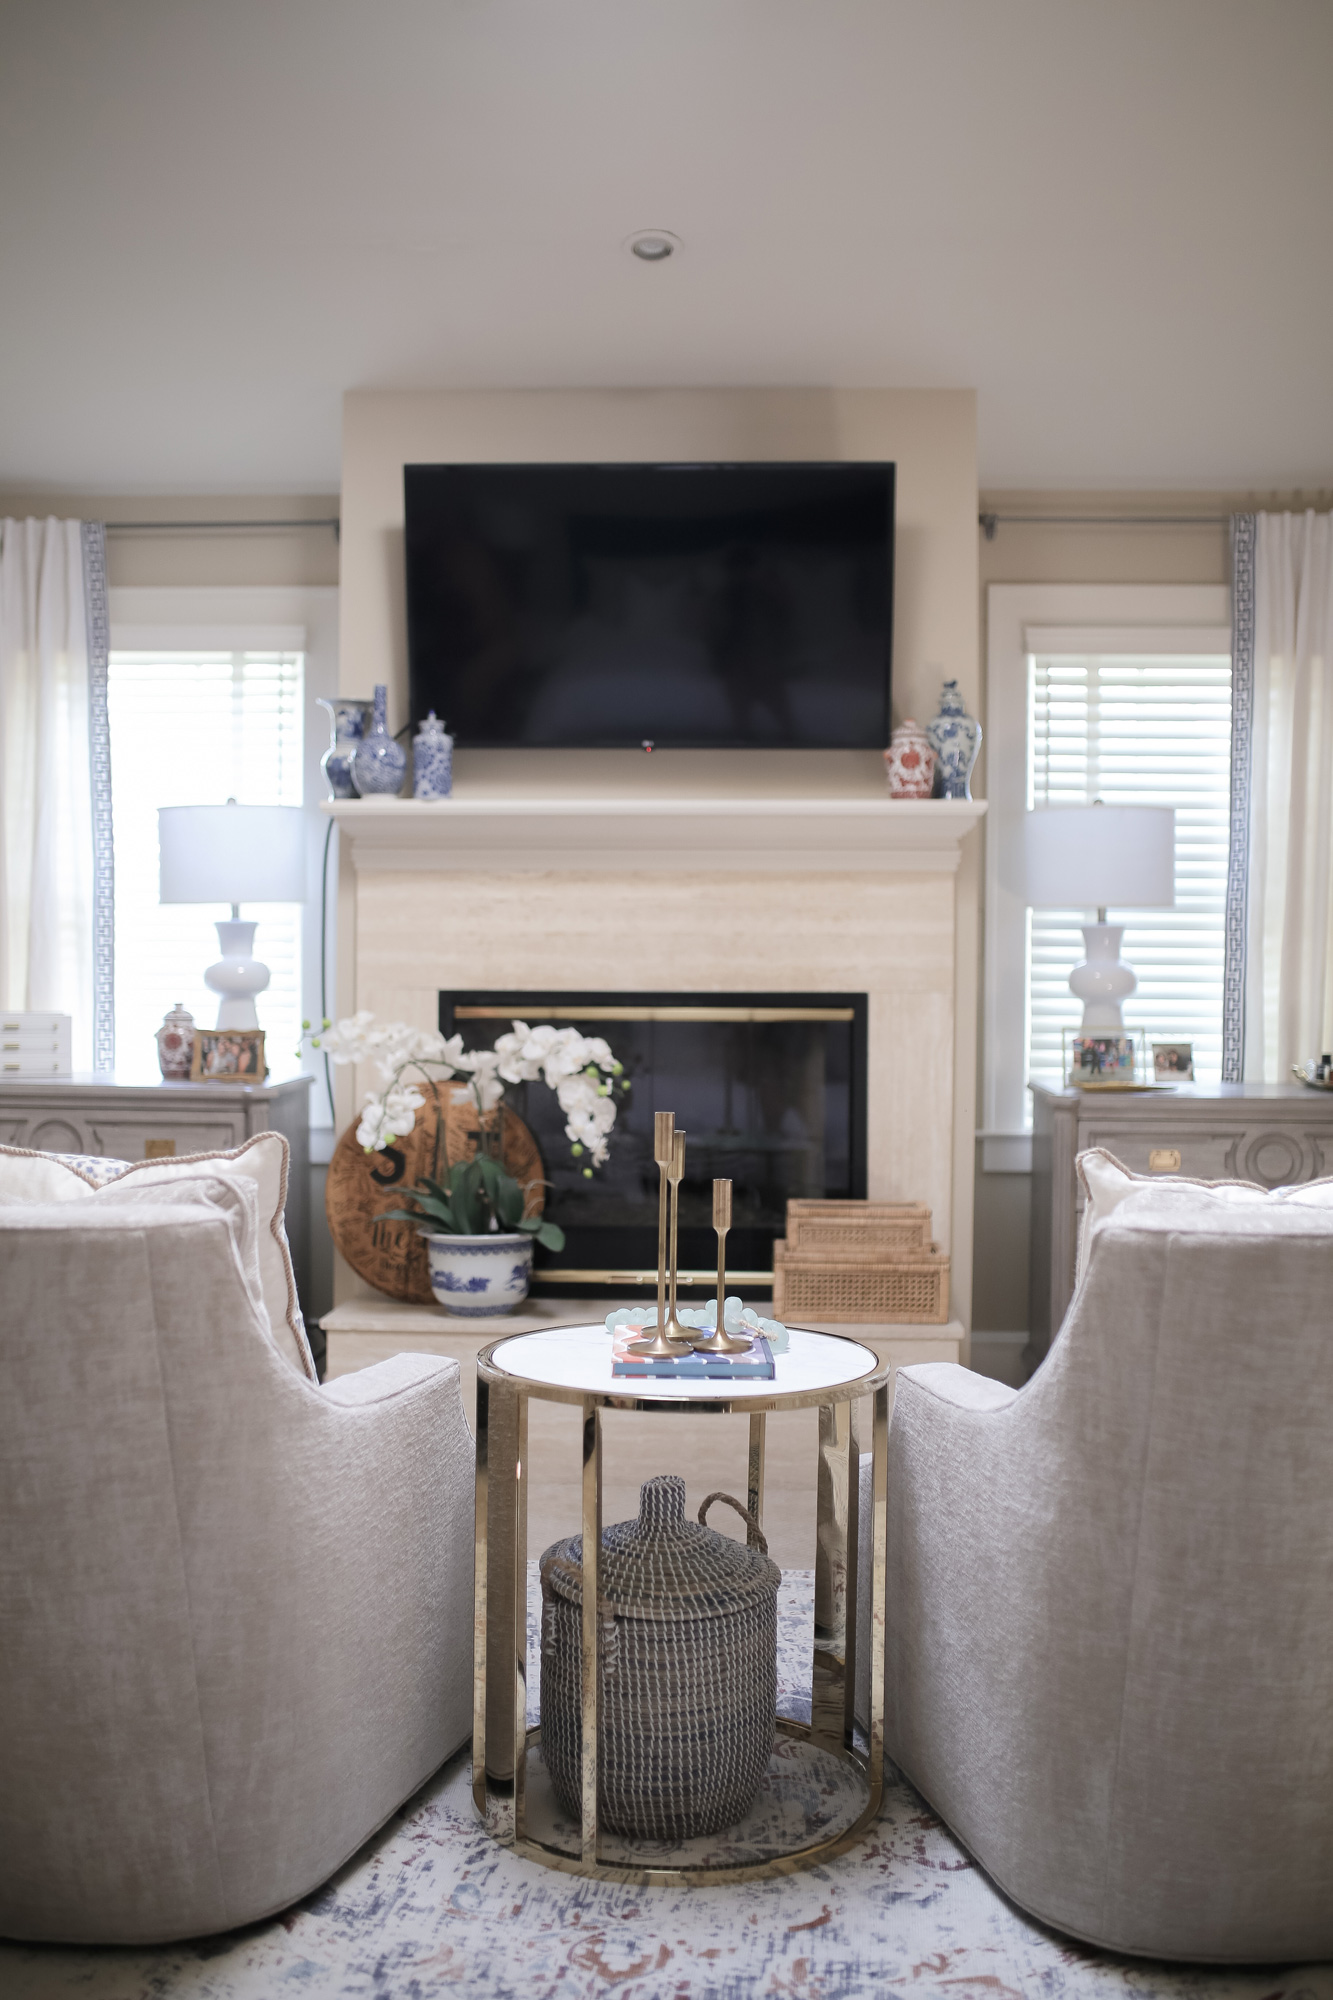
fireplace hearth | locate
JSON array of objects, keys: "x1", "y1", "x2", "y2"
[{"x1": 439, "y1": 989, "x2": 868, "y2": 1295}]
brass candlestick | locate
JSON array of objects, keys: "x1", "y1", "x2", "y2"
[
  {"x1": 626, "y1": 1113, "x2": 692, "y2": 1357},
  {"x1": 688, "y1": 1178, "x2": 754, "y2": 1354}
]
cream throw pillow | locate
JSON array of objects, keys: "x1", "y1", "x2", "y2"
[
  {"x1": 0, "y1": 1132, "x2": 315, "y2": 1379},
  {"x1": 1074, "y1": 1146, "x2": 1333, "y2": 1290}
]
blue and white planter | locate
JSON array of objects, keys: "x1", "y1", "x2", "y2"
[{"x1": 422, "y1": 1231, "x2": 533, "y2": 1316}]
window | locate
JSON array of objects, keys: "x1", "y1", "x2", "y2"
[
  {"x1": 1027, "y1": 646, "x2": 1233, "y2": 1088},
  {"x1": 983, "y1": 585, "x2": 1232, "y2": 1167},
  {"x1": 108, "y1": 647, "x2": 305, "y2": 1083}
]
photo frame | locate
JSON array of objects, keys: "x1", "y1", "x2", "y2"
[
  {"x1": 1152, "y1": 1040, "x2": 1194, "y2": 1081},
  {"x1": 190, "y1": 1028, "x2": 267, "y2": 1082},
  {"x1": 1068, "y1": 1032, "x2": 1135, "y2": 1083}
]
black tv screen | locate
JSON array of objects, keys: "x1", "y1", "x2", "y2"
[{"x1": 404, "y1": 461, "x2": 894, "y2": 749}]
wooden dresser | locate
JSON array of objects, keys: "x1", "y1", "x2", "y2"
[{"x1": 1028, "y1": 1080, "x2": 1333, "y2": 1368}]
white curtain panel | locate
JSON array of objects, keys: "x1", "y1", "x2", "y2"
[
  {"x1": 1226, "y1": 511, "x2": 1333, "y2": 1080},
  {"x1": 0, "y1": 518, "x2": 102, "y2": 1070}
]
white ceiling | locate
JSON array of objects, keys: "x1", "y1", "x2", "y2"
[{"x1": 2, "y1": 0, "x2": 1330, "y2": 494}]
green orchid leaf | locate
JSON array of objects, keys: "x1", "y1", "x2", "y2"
[
  {"x1": 493, "y1": 1179, "x2": 524, "y2": 1228},
  {"x1": 534, "y1": 1219, "x2": 566, "y2": 1252}
]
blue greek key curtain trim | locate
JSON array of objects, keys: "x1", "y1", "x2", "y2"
[
  {"x1": 1222, "y1": 513, "x2": 1255, "y2": 1081},
  {"x1": 81, "y1": 521, "x2": 114, "y2": 1074}
]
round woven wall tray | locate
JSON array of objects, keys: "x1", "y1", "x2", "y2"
[{"x1": 325, "y1": 1083, "x2": 544, "y2": 1303}]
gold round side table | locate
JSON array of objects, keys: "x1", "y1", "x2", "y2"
[{"x1": 471, "y1": 1321, "x2": 890, "y2": 1885}]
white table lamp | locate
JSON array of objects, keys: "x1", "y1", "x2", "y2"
[
  {"x1": 159, "y1": 802, "x2": 306, "y2": 1030},
  {"x1": 1023, "y1": 804, "x2": 1175, "y2": 1029}
]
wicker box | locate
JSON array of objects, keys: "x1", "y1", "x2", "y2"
[
  {"x1": 772, "y1": 1240, "x2": 950, "y2": 1324},
  {"x1": 784, "y1": 1199, "x2": 933, "y2": 1258}
]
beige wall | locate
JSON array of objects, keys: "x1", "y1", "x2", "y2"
[
  {"x1": 337, "y1": 387, "x2": 982, "y2": 1323},
  {"x1": 340, "y1": 387, "x2": 978, "y2": 763},
  {"x1": 0, "y1": 492, "x2": 339, "y2": 590}
]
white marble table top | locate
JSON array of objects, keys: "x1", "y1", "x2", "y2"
[{"x1": 486, "y1": 1321, "x2": 881, "y2": 1402}]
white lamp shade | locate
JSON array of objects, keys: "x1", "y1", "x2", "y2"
[
  {"x1": 158, "y1": 804, "x2": 307, "y2": 905},
  {"x1": 1023, "y1": 805, "x2": 1175, "y2": 909}
]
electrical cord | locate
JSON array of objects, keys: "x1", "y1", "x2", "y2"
[{"x1": 319, "y1": 815, "x2": 335, "y2": 1125}]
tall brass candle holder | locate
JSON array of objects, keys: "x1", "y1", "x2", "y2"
[
  {"x1": 626, "y1": 1113, "x2": 692, "y2": 1357},
  {"x1": 688, "y1": 1178, "x2": 754, "y2": 1355}
]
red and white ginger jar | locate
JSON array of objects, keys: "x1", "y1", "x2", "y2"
[
  {"x1": 884, "y1": 718, "x2": 936, "y2": 798},
  {"x1": 156, "y1": 1002, "x2": 196, "y2": 1081}
]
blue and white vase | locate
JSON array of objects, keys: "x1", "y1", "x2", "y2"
[
  {"x1": 925, "y1": 678, "x2": 982, "y2": 800},
  {"x1": 350, "y1": 684, "x2": 407, "y2": 797},
  {"x1": 422, "y1": 1232, "x2": 533, "y2": 1316},
  {"x1": 316, "y1": 696, "x2": 373, "y2": 799},
  {"x1": 413, "y1": 711, "x2": 454, "y2": 800}
]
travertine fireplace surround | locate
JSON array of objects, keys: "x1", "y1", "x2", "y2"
[
  {"x1": 331, "y1": 387, "x2": 983, "y2": 1324},
  {"x1": 328, "y1": 795, "x2": 985, "y2": 1320}
]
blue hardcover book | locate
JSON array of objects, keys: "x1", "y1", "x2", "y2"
[{"x1": 612, "y1": 1334, "x2": 775, "y2": 1380}]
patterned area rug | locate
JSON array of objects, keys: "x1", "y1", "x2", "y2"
[{"x1": 4, "y1": 1574, "x2": 1330, "y2": 2000}]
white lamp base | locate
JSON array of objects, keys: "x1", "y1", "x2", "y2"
[
  {"x1": 1069, "y1": 923, "x2": 1136, "y2": 1030},
  {"x1": 204, "y1": 920, "x2": 271, "y2": 1031}
]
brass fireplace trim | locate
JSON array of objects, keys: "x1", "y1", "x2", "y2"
[
  {"x1": 454, "y1": 1004, "x2": 855, "y2": 1024},
  {"x1": 535, "y1": 1268, "x2": 772, "y2": 1288}
]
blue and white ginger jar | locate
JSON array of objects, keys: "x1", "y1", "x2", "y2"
[
  {"x1": 351, "y1": 684, "x2": 408, "y2": 797},
  {"x1": 413, "y1": 712, "x2": 454, "y2": 799},
  {"x1": 925, "y1": 678, "x2": 982, "y2": 800}
]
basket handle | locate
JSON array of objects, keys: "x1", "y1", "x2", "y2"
[{"x1": 698, "y1": 1489, "x2": 768, "y2": 1556}]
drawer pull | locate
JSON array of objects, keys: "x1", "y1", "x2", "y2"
[
  {"x1": 144, "y1": 1138, "x2": 177, "y2": 1159},
  {"x1": 1149, "y1": 1147, "x2": 1182, "y2": 1173}
]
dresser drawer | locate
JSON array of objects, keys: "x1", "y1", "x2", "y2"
[
  {"x1": 86, "y1": 1117, "x2": 247, "y2": 1161},
  {"x1": 1076, "y1": 1119, "x2": 1327, "y2": 1189}
]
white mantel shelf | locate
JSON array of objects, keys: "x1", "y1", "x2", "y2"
[{"x1": 323, "y1": 795, "x2": 987, "y2": 874}]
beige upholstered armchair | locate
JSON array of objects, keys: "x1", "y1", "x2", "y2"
[
  {"x1": 883, "y1": 1158, "x2": 1333, "y2": 1963},
  {"x1": 0, "y1": 1176, "x2": 474, "y2": 1945}
]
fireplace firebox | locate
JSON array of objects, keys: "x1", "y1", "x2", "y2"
[{"x1": 439, "y1": 990, "x2": 867, "y2": 1295}]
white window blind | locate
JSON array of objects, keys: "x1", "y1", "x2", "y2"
[
  {"x1": 108, "y1": 649, "x2": 305, "y2": 1083},
  {"x1": 1027, "y1": 651, "x2": 1233, "y2": 1089}
]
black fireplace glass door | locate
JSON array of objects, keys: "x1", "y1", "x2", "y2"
[{"x1": 439, "y1": 990, "x2": 867, "y2": 1292}]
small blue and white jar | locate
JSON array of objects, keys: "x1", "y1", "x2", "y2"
[
  {"x1": 422, "y1": 1232, "x2": 533, "y2": 1316},
  {"x1": 413, "y1": 712, "x2": 454, "y2": 799},
  {"x1": 350, "y1": 684, "x2": 408, "y2": 797},
  {"x1": 925, "y1": 678, "x2": 982, "y2": 800}
]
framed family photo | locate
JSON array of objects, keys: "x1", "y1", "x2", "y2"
[
  {"x1": 1152, "y1": 1040, "x2": 1194, "y2": 1081},
  {"x1": 1068, "y1": 1032, "x2": 1136, "y2": 1084},
  {"x1": 190, "y1": 1028, "x2": 267, "y2": 1082}
]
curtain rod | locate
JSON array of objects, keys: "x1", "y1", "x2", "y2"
[
  {"x1": 104, "y1": 516, "x2": 340, "y2": 538},
  {"x1": 979, "y1": 511, "x2": 1230, "y2": 540}
]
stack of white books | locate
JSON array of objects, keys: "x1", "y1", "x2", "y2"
[{"x1": 1, "y1": 1013, "x2": 72, "y2": 1076}]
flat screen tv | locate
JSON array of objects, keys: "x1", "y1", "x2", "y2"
[{"x1": 404, "y1": 461, "x2": 894, "y2": 749}]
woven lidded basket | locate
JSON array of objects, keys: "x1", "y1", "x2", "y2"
[{"x1": 540, "y1": 1474, "x2": 780, "y2": 1841}]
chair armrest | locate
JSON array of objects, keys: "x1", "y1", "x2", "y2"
[
  {"x1": 897, "y1": 1362, "x2": 1019, "y2": 1415},
  {"x1": 321, "y1": 1351, "x2": 457, "y2": 1408}
]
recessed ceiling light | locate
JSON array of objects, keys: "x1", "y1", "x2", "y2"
[{"x1": 628, "y1": 230, "x2": 680, "y2": 262}]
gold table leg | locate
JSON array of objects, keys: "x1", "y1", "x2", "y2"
[
  {"x1": 579, "y1": 1399, "x2": 603, "y2": 1866},
  {"x1": 472, "y1": 1373, "x2": 489, "y2": 1823},
  {"x1": 811, "y1": 1401, "x2": 849, "y2": 1752},
  {"x1": 843, "y1": 1393, "x2": 863, "y2": 1752},
  {"x1": 867, "y1": 1379, "x2": 889, "y2": 1804},
  {"x1": 746, "y1": 1412, "x2": 766, "y2": 1547},
  {"x1": 513, "y1": 1392, "x2": 529, "y2": 1842}
]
